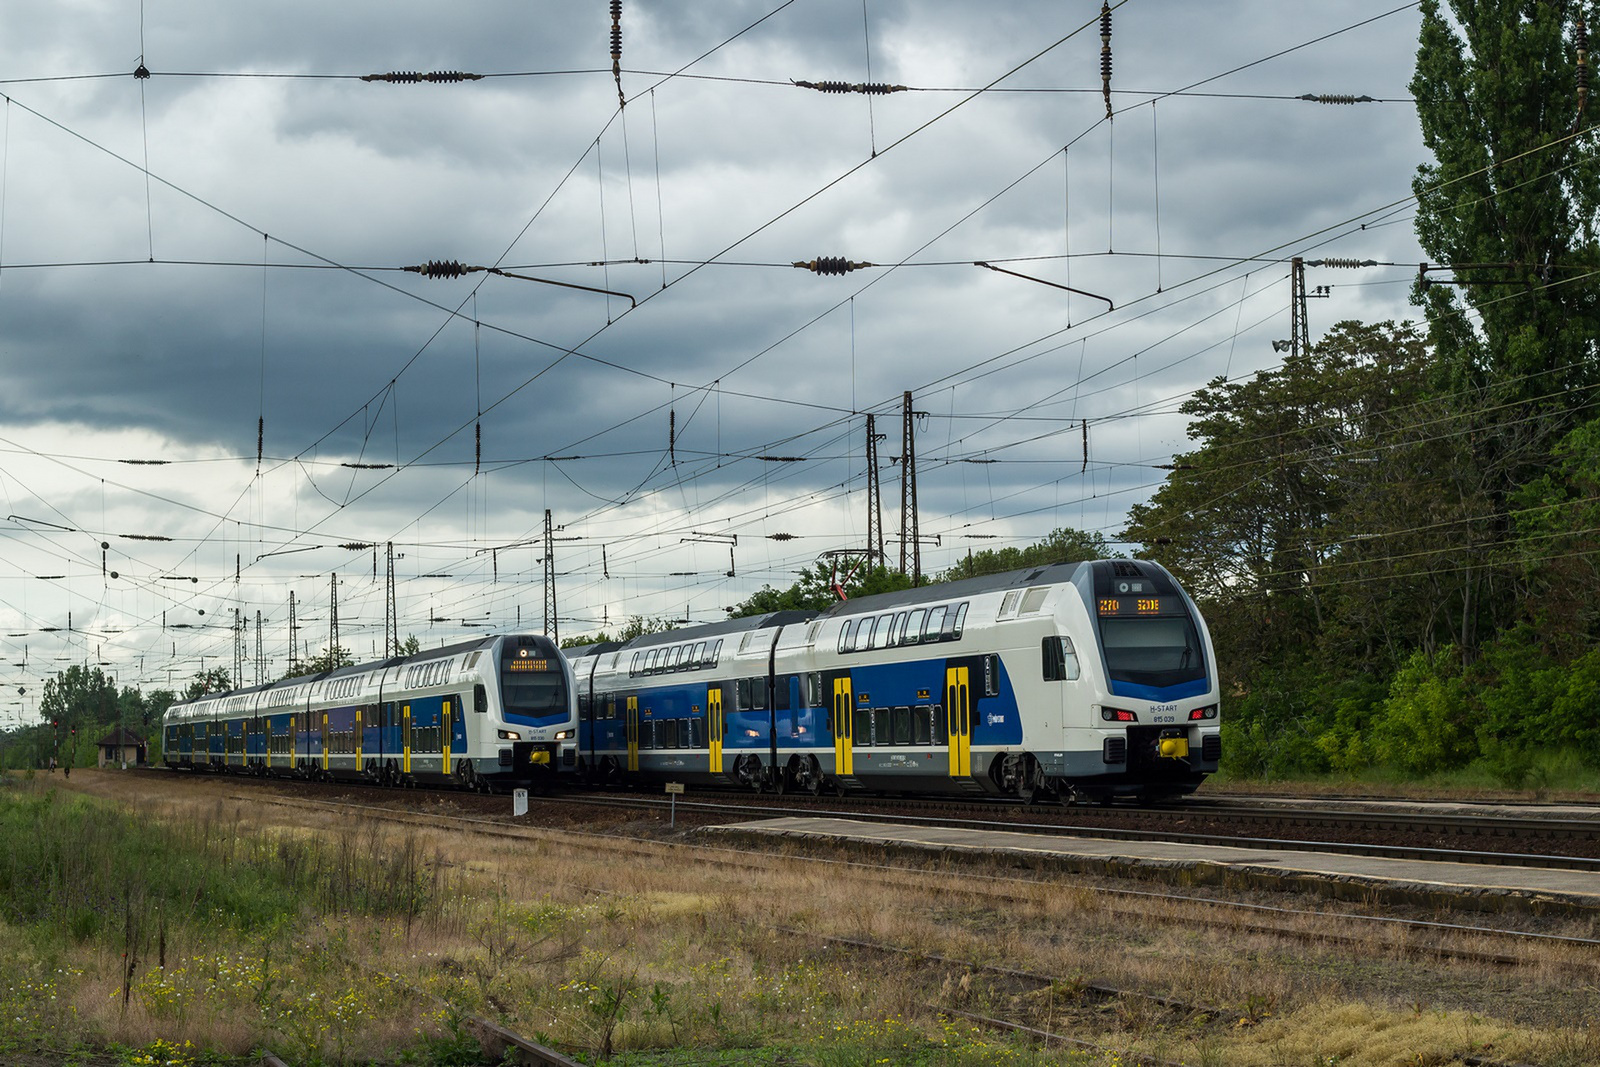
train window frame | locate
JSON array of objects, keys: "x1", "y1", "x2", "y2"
[
  {"x1": 891, "y1": 612, "x2": 910, "y2": 646},
  {"x1": 948, "y1": 602, "x2": 969, "y2": 640},
  {"x1": 872, "y1": 613, "x2": 894, "y2": 650},
  {"x1": 923, "y1": 606, "x2": 947, "y2": 641},
  {"x1": 474, "y1": 685, "x2": 487, "y2": 713},
  {"x1": 707, "y1": 639, "x2": 724, "y2": 667},
  {"x1": 773, "y1": 675, "x2": 792, "y2": 712},
  {"x1": 750, "y1": 676, "x2": 767, "y2": 711},
  {"x1": 905, "y1": 608, "x2": 926, "y2": 646},
  {"x1": 932, "y1": 703, "x2": 948, "y2": 742},
  {"x1": 690, "y1": 641, "x2": 707, "y2": 670},
  {"x1": 805, "y1": 672, "x2": 822, "y2": 708},
  {"x1": 892, "y1": 706, "x2": 914, "y2": 745},
  {"x1": 629, "y1": 652, "x2": 641, "y2": 677},
  {"x1": 914, "y1": 706, "x2": 934, "y2": 745},
  {"x1": 853, "y1": 706, "x2": 874, "y2": 745},
  {"x1": 1042, "y1": 637, "x2": 1067, "y2": 681}
]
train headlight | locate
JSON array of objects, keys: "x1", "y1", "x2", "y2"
[
  {"x1": 553, "y1": 730, "x2": 573, "y2": 741},
  {"x1": 1187, "y1": 705, "x2": 1218, "y2": 721},
  {"x1": 1100, "y1": 707, "x2": 1138, "y2": 723},
  {"x1": 497, "y1": 729, "x2": 522, "y2": 740}
]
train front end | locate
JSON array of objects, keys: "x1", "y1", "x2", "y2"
[
  {"x1": 1070, "y1": 559, "x2": 1220, "y2": 801},
  {"x1": 488, "y1": 635, "x2": 578, "y2": 782}
]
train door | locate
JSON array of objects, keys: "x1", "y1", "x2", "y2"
[
  {"x1": 441, "y1": 699, "x2": 453, "y2": 777},
  {"x1": 831, "y1": 676, "x2": 853, "y2": 776},
  {"x1": 945, "y1": 665, "x2": 971, "y2": 778},
  {"x1": 354, "y1": 708, "x2": 363, "y2": 770},
  {"x1": 632, "y1": 697, "x2": 643, "y2": 771},
  {"x1": 707, "y1": 686, "x2": 724, "y2": 774},
  {"x1": 402, "y1": 703, "x2": 412, "y2": 775},
  {"x1": 321, "y1": 712, "x2": 331, "y2": 772},
  {"x1": 288, "y1": 713, "x2": 296, "y2": 772}
]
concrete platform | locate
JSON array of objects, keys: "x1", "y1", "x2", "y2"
[{"x1": 705, "y1": 816, "x2": 1600, "y2": 915}]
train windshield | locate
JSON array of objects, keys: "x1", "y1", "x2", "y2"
[
  {"x1": 1097, "y1": 615, "x2": 1206, "y2": 689},
  {"x1": 500, "y1": 655, "x2": 569, "y2": 718}
]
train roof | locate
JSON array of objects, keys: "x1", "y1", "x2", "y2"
[
  {"x1": 817, "y1": 559, "x2": 1134, "y2": 617},
  {"x1": 620, "y1": 610, "x2": 815, "y2": 650}
]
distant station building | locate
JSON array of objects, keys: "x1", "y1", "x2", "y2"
[{"x1": 96, "y1": 727, "x2": 146, "y2": 769}]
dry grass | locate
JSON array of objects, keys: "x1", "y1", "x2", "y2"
[{"x1": 11, "y1": 769, "x2": 1600, "y2": 1066}]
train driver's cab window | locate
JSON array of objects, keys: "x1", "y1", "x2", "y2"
[{"x1": 1043, "y1": 636, "x2": 1082, "y2": 681}]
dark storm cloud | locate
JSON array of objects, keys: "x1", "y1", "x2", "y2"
[{"x1": 0, "y1": 1, "x2": 1434, "y2": 696}]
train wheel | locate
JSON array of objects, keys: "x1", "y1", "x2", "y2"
[{"x1": 792, "y1": 755, "x2": 824, "y2": 796}]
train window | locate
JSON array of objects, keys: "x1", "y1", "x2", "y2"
[
  {"x1": 853, "y1": 707, "x2": 873, "y2": 745},
  {"x1": 923, "y1": 606, "x2": 947, "y2": 641},
  {"x1": 947, "y1": 603, "x2": 969, "y2": 640},
  {"x1": 691, "y1": 642, "x2": 707, "y2": 670},
  {"x1": 844, "y1": 619, "x2": 863, "y2": 653},
  {"x1": 667, "y1": 646, "x2": 683, "y2": 671},
  {"x1": 474, "y1": 685, "x2": 487, "y2": 713},
  {"x1": 891, "y1": 612, "x2": 910, "y2": 646},
  {"x1": 773, "y1": 676, "x2": 792, "y2": 712},
  {"x1": 932, "y1": 703, "x2": 948, "y2": 742},
  {"x1": 1062, "y1": 637, "x2": 1080, "y2": 680},
  {"x1": 999, "y1": 591, "x2": 1021, "y2": 618},
  {"x1": 914, "y1": 706, "x2": 933, "y2": 745},
  {"x1": 749, "y1": 677, "x2": 767, "y2": 711},
  {"x1": 806, "y1": 673, "x2": 823, "y2": 708},
  {"x1": 1021, "y1": 587, "x2": 1050, "y2": 614},
  {"x1": 630, "y1": 653, "x2": 640, "y2": 677},
  {"x1": 893, "y1": 706, "x2": 913, "y2": 745},
  {"x1": 983, "y1": 654, "x2": 1001, "y2": 697},
  {"x1": 708, "y1": 639, "x2": 724, "y2": 667},
  {"x1": 872, "y1": 614, "x2": 894, "y2": 649},
  {"x1": 735, "y1": 678, "x2": 750, "y2": 710},
  {"x1": 1043, "y1": 637, "x2": 1067, "y2": 681},
  {"x1": 905, "y1": 609, "x2": 926, "y2": 645}
]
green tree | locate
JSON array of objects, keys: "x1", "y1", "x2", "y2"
[
  {"x1": 1411, "y1": 0, "x2": 1600, "y2": 402},
  {"x1": 561, "y1": 616, "x2": 676, "y2": 649},
  {"x1": 39, "y1": 666, "x2": 118, "y2": 734},
  {"x1": 728, "y1": 563, "x2": 913, "y2": 619},
  {"x1": 184, "y1": 667, "x2": 234, "y2": 699},
  {"x1": 280, "y1": 646, "x2": 353, "y2": 681},
  {"x1": 936, "y1": 527, "x2": 1118, "y2": 582}
]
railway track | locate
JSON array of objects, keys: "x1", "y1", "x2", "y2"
[
  {"x1": 227, "y1": 788, "x2": 1600, "y2": 973},
  {"x1": 567, "y1": 787, "x2": 1600, "y2": 870}
]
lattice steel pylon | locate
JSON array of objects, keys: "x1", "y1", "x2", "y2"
[
  {"x1": 385, "y1": 542, "x2": 397, "y2": 658},
  {"x1": 865, "y1": 413, "x2": 885, "y2": 569},
  {"x1": 329, "y1": 573, "x2": 339, "y2": 662},
  {"x1": 543, "y1": 509, "x2": 558, "y2": 644},
  {"x1": 899, "y1": 391, "x2": 921, "y2": 585},
  {"x1": 1290, "y1": 256, "x2": 1310, "y2": 360}
]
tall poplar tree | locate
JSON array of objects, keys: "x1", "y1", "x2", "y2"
[{"x1": 1411, "y1": 0, "x2": 1600, "y2": 402}]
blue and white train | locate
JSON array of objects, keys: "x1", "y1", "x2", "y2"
[
  {"x1": 163, "y1": 633, "x2": 577, "y2": 789},
  {"x1": 567, "y1": 559, "x2": 1221, "y2": 803}
]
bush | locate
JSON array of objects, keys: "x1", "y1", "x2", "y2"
[{"x1": 1370, "y1": 647, "x2": 1477, "y2": 776}]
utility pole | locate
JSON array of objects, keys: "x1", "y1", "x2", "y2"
[
  {"x1": 899, "y1": 391, "x2": 921, "y2": 586},
  {"x1": 329, "y1": 574, "x2": 339, "y2": 664},
  {"x1": 543, "y1": 509, "x2": 558, "y2": 644},
  {"x1": 1289, "y1": 256, "x2": 1310, "y2": 360},
  {"x1": 233, "y1": 609, "x2": 243, "y2": 688},
  {"x1": 865, "y1": 413, "x2": 885, "y2": 569},
  {"x1": 385, "y1": 542, "x2": 397, "y2": 657},
  {"x1": 255, "y1": 610, "x2": 263, "y2": 685}
]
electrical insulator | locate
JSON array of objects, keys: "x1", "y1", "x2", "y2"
[
  {"x1": 133, "y1": 63, "x2": 150, "y2": 80},
  {"x1": 792, "y1": 79, "x2": 908, "y2": 95},
  {"x1": 1307, "y1": 258, "x2": 1377, "y2": 269},
  {"x1": 361, "y1": 71, "x2": 482, "y2": 84},
  {"x1": 1577, "y1": 18, "x2": 1589, "y2": 123},
  {"x1": 404, "y1": 260, "x2": 478, "y2": 279},
  {"x1": 792, "y1": 257, "x2": 874, "y2": 275},
  {"x1": 611, "y1": 0, "x2": 626, "y2": 108},
  {"x1": 1297, "y1": 94, "x2": 1376, "y2": 104},
  {"x1": 1100, "y1": 2, "x2": 1113, "y2": 119}
]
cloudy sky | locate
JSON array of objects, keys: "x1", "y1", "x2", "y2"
[{"x1": 0, "y1": 0, "x2": 1430, "y2": 716}]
